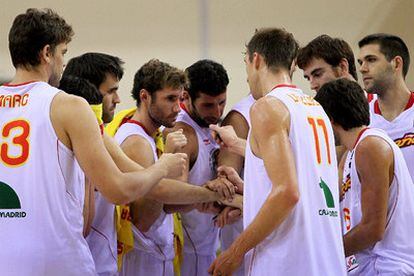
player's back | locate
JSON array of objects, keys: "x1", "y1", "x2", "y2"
[
  {"x1": 244, "y1": 85, "x2": 346, "y2": 275},
  {"x1": 0, "y1": 81, "x2": 95, "y2": 275}
]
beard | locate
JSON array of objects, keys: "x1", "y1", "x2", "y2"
[
  {"x1": 190, "y1": 101, "x2": 220, "y2": 128},
  {"x1": 148, "y1": 104, "x2": 177, "y2": 128}
]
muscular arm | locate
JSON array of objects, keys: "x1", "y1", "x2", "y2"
[
  {"x1": 103, "y1": 132, "x2": 219, "y2": 205},
  {"x1": 343, "y1": 137, "x2": 392, "y2": 256},
  {"x1": 224, "y1": 97, "x2": 299, "y2": 257},
  {"x1": 52, "y1": 93, "x2": 169, "y2": 205},
  {"x1": 218, "y1": 110, "x2": 249, "y2": 177}
]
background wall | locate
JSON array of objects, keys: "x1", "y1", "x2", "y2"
[{"x1": 1, "y1": 0, "x2": 413, "y2": 112}]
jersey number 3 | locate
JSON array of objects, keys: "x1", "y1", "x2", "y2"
[
  {"x1": 1, "y1": 119, "x2": 30, "y2": 167},
  {"x1": 308, "y1": 117, "x2": 331, "y2": 165}
]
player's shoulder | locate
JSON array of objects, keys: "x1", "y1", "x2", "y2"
[
  {"x1": 251, "y1": 96, "x2": 289, "y2": 122},
  {"x1": 356, "y1": 134, "x2": 393, "y2": 162}
]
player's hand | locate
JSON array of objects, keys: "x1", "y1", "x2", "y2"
[
  {"x1": 214, "y1": 206, "x2": 242, "y2": 228},
  {"x1": 217, "y1": 166, "x2": 244, "y2": 194},
  {"x1": 158, "y1": 152, "x2": 187, "y2": 178},
  {"x1": 208, "y1": 247, "x2": 244, "y2": 276},
  {"x1": 205, "y1": 177, "x2": 237, "y2": 202},
  {"x1": 209, "y1": 124, "x2": 239, "y2": 149},
  {"x1": 164, "y1": 129, "x2": 187, "y2": 153}
]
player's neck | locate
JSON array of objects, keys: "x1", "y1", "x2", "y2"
[
  {"x1": 377, "y1": 79, "x2": 411, "y2": 121},
  {"x1": 341, "y1": 126, "x2": 368, "y2": 151},
  {"x1": 261, "y1": 71, "x2": 292, "y2": 97},
  {"x1": 131, "y1": 107, "x2": 159, "y2": 136},
  {"x1": 10, "y1": 66, "x2": 49, "y2": 85}
]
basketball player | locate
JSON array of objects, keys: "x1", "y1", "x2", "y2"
[
  {"x1": 358, "y1": 33, "x2": 414, "y2": 182},
  {"x1": 208, "y1": 28, "x2": 346, "y2": 276},
  {"x1": 116, "y1": 59, "x2": 238, "y2": 275},
  {"x1": 315, "y1": 78, "x2": 414, "y2": 275},
  {"x1": 0, "y1": 8, "x2": 186, "y2": 275},
  {"x1": 164, "y1": 59, "x2": 239, "y2": 276}
]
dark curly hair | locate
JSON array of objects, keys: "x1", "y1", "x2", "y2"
[
  {"x1": 59, "y1": 75, "x2": 103, "y2": 105},
  {"x1": 63, "y1": 52, "x2": 124, "y2": 89},
  {"x1": 315, "y1": 79, "x2": 369, "y2": 130},
  {"x1": 131, "y1": 59, "x2": 187, "y2": 106},
  {"x1": 297, "y1": 35, "x2": 358, "y2": 80},
  {"x1": 9, "y1": 8, "x2": 74, "y2": 69},
  {"x1": 185, "y1": 59, "x2": 229, "y2": 101}
]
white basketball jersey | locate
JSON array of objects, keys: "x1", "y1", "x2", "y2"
[
  {"x1": 243, "y1": 85, "x2": 346, "y2": 276},
  {"x1": 369, "y1": 93, "x2": 414, "y2": 181},
  {"x1": 0, "y1": 81, "x2": 95, "y2": 275},
  {"x1": 176, "y1": 108, "x2": 220, "y2": 256},
  {"x1": 115, "y1": 121, "x2": 174, "y2": 261},
  {"x1": 341, "y1": 128, "x2": 414, "y2": 275}
]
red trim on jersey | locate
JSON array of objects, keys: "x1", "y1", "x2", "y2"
[
  {"x1": 373, "y1": 92, "x2": 414, "y2": 115},
  {"x1": 2, "y1": 81, "x2": 38, "y2": 87},
  {"x1": 180, "y1": 102, "x2": 189, "y2": 113},
  {"x1": 404, "y1": 92, "x2": 414, "y2": 110},
  {"x1": 367, "y1": 93, "x2": 374, "y2": 103},
  {"x1": 271, "y1": 84, "x2": 297, "y2": 91},
  {"x1": 99, "y1": 124, "x2": 104, "y2": 136},
  {"x1": 353, "y1": 127, "x2": 369, "y2": 149},
  {"x1": 125, "y1": 119, "x2": 151, "y2": 136}
]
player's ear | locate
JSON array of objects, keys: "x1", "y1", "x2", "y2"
[{"x1": 140, "y1": 89, "x2": 150, "y2": 104}]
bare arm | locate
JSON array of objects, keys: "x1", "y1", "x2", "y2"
[
  {"x1": 217, "y1": 110, "x2": 250, "y2": 174},
  {"x1": 209, "y1": 97, "x2": 299, "y2": 275},
  {"x1": 52, "y1": 93, "x2": 177, "y2": 205},
  {"x1": 103, "y1": 133, "x2": 220, "y2": 205},
  {"x1": 343, "y1": 136, "x2": 392, "y2": 256}
]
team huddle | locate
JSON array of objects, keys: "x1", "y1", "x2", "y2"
[{"x1": 1, "y1": 8, "x2": 414, "y2": 276}]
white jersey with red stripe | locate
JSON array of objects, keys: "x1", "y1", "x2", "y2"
[
  {"x1": 341, "y1": 127, "x2": 414, "y2": 275},
  {"x1": 0, "y1": 81, "x2": 95, "y2": 275},
  {"x1": 176, "y1": 108, "x2": 220, "y2": 275},
  {"x1": 220, "y1": 93, "x2": 254, "y2": 276},
  {"x1": 369, "y1": 92, "x2": 414, "y2": 182},
  {"x1": 115, "y1": 121, "x2": 174, "y2": 276},
  {"x1": 243, "y1": 85, "x2": 346, "y2": 276}
]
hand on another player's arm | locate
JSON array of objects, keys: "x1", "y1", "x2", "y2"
[
  {"x1": 217, "y1": 165, "x2": 244, "y2": 194},
  {"x1": 209, "y1": 124, "x2": 246, "y2": 157},
  {"x1": 204, "y1": 177, "x2": 237, "y2": 201},
  {"x1": 214, "y1": 206, "x2": 242, "y2": 228}
]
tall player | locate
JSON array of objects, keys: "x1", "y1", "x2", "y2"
[
  {"x1": 208, "y1": 28, "x2": 346, "y2": 276},
  {"x1": 358, "y1": 33, "x2": 414, "y2": 181},
  {"x1": 315, "y1": 78, "x2": 414, "y2": 275},
  {"x1": 0, "y1": 8, "x2": 186, "y2": 275}
]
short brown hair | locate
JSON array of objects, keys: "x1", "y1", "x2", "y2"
[
  {"x1": 132, "y1": 59, "x2": 187, "y2": 105},
  {"x1": 9, "y1": 8, "x2": 74, "y2": 69},
  {"x1": 246, "y1": 28, "x2": 299, "y2": 72},
  {"x1": 297, "y1": 35, "x2": 358, "y2": 80}
]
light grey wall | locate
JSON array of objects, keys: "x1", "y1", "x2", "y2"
[{"x1": 1, "y1": 0, "x2": 413, "y2": 112}]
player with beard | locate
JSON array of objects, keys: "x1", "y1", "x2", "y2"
[
  {"x1": 114, "y1": 59, "x2": 239, "y2": 276},
  {"x1": 358, "y1": 33, "x2": 414, "y2": 182},
  {"x1": 164, "y1": 59, "x2": 238, "y2": 276}
]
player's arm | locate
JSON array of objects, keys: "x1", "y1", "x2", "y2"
[
  {"x1": 120, "y1": 134, "x2": 164, "y2": 232},
  {"x1": 217, "y1": 110, "x2": 249, "y2": 175},
  {"x1": 52, "y1": 93, "x2": 184, "y2": 205},
  {"x1": 103, "y1": 132, "x2": 220, "y2": 205},
  {"x1": 343, "y1": 136, "x2": 391, "y2": 256},
  {"x1": 209, "y1": 97, "x2": 299, "y2": 275}
]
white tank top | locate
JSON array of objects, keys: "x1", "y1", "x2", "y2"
[
  {"x1": 115, "y1": 121, "x2": 174, "y2": 261},
  {"x1": 0, "y1": 81, "x2": 95, "y2": 275},
  {"x1": 243, "y1": 85, "x2": 346, "y2": 276},
  {"x1": 176, "y1": 108, "x2": 220, "y2": 255},
  {"x1": 341, "y1": 127, "x2": 414, "y2": 275},
  {"x1": 231, "y1": 94, "x2": 255, "y2": 128},
  {"x1": 369, "y1": 93, "x2": 414, "y2": 182}
]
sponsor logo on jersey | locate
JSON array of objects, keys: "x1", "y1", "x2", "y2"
[
  {"x1": 203, "y1": 138, "x2": 211, "y2": 145},
  {"x1": 318, "y1": 178, "x2": 338, "y2": 217},
  {"x1": 346, "y1": 255, "x2": 359, "y2": 272},
  {"x1": 394, "y1": 132, "x2": 414, "y2": 149},
  {"x1": 0, "y1": 181, "x2": 27, "y2": 218}
]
